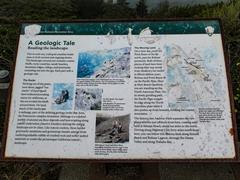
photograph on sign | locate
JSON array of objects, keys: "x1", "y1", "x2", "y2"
[
  {"x1": 52, "y1": 83, "x2": 74, "y2": 110},
  {"x1": 95, "y1": 113, "x2": 130, "y2": 143},
  {"x1": 77, "y1": 47, "x2": 131, "y2": 78},
  {"x1": 2, "y1": 20, "x2": 237, "y2": 160},
  {"x1": 75, "y1": 88, "x2": 103, "y2": 110}
]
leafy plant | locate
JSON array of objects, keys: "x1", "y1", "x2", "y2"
[{"x1": 0, "y1": 25, "x2": 18, "y2": 71}]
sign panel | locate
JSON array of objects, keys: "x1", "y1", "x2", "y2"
[{"x1": 3, "y1": 20, "x2": 237, "y2": 160}]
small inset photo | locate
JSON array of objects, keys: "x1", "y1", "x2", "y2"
[
  {"x1": 75, "y1": 88, "x2": 102, "y2": 110},
  {"x1": 51, "y1": 83, "x2": 74, "y2": 110},
  {"x1": 95, "y1": 113, "x2": 130, "y2": 143}
]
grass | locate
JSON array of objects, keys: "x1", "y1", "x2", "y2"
[{"x1": 0, "y1": 162, "x2": 61, "y2": 180}]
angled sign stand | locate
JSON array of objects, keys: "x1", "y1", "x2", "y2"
[{"x1": 2, "y1": 19, "x2": 238, "y2": 161}]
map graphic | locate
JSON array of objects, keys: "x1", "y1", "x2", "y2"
[{"x1": 165, "y1": 43, "x2": 225, "y2": 108}]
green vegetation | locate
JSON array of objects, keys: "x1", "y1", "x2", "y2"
[
  {"x1": 0, "y1": 162, "x2": 61, "y2": 180},
  {"x1": 103, "y1": 0, "x2": 135, "y2": 18},
  {"x1": 136, "y1": 0, "x2": 148, "y2": 17},
  {"x1": 70, "y1": 0, "x2": 104, "y2": 19},
  {"x1": 0, "y1": 0, "x2": 239, "y2": 179}
]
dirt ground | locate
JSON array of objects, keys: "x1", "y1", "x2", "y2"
[{"x1": 59, "y1": 162, "x2": 240, "y2": 180}]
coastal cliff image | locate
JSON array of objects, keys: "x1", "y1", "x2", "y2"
[{"x1": 77, "y1": 47, "x2": 131, "y2": 78}]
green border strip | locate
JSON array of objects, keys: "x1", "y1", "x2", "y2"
[{"x1": 21, "y1": 20, "x2": 220, "y2": 35}]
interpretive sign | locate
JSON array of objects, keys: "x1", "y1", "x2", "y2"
[{"x1": 2, "y1": 20, "x2": 238, "y2": 160}]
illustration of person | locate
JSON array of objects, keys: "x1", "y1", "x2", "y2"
[
  {"x1": 55, "y1": 90, "x2": 69, "y2": 104},
  {"x1": 62, "y1": 90, "x2": 69, "y2": 102},
  {"x1": 118, "y1": 122, "x2": 122, "y2": 133},
  {"x1": 59, "y1": 90, "x2": 65, "y2": 103},
  {"x1": 110, "y1": 120, "x2": 119, "y2": 136}
]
